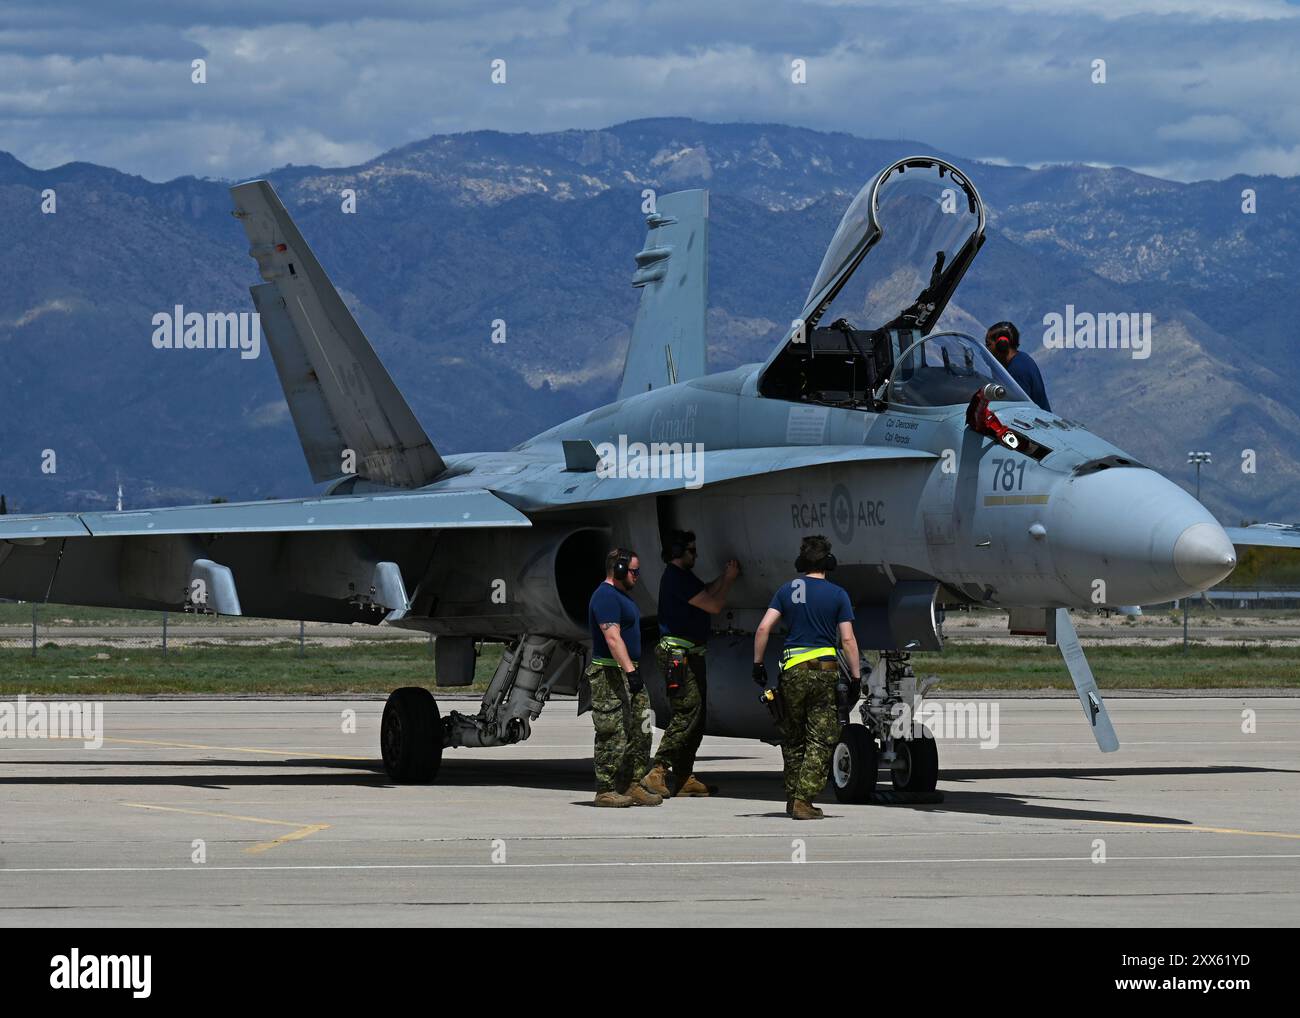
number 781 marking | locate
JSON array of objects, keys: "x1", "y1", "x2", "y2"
[{"x1": 990, "y1": 457, "x2": 1026, "y2": 491}]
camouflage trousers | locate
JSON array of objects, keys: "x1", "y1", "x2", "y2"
[
  {"x1": 778, "y1": 664, "x2": 839, "y2": 803},
  {"x1": 653, "y1": 645, "x2": 707, "y2": 777},
  {"x1": 587, "y1": 663, "x2": 652, "y2": 794}
]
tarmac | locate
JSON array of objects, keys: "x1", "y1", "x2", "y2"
[{"x1": 1, "y1": 694, "x2": 1297, "y2": 926}]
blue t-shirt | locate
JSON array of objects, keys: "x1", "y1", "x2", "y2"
[
  {"x1": 768, "y1": 576, "x2": 854, "y2": 651},
  {"x1": 589, "y1": 581, "x2": 641, "y2": 662},
  {"x1": 658, "y1": 563, "x2": 710, "y2": 645},
  {"x1": 1005, "y1": 350, "x2": 1051, "y2": 412}
]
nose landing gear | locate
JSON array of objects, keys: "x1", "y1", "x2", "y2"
[{"x1": 830, "y1": 650, "x2": 943, "y2": 804}]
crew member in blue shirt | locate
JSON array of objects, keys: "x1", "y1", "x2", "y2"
[
  {"x1": 641, "y1": 530, "x2": 741, "y2": 798},
  {"x1": 985, "y1": 321, "x2": 1051, "y2": 412},
  {"x1": 753, "y1": 535, "x2": 860, "y2": 821},
  {"x1": 585, "y1": 548, "x2": 662, "y2": 808}
]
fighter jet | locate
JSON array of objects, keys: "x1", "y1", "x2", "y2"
[{"x1": 2, "y1": 157, "x2": 1291, "y2": 800}]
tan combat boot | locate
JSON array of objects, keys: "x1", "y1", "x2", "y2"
[
  {"x1": 674, "y1": 774, "x2": 714, "y2": 797},
  {"x1": 593, "y1": 791, "x2": 634, "y2": 808},
  {"x1": 791, "y1": 799, "x2": 824, "y2": 820},
  {"x1": 641, "y1": 763, "x2": 671, "y2": 797},
  {"x1": 624, "y1": 782, "x2": 664, "y2": 806}
]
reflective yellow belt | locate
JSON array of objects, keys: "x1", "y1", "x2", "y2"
[
  {"x1": 659, "y1": 636, "x2": 705, "y2": 655},
  {"x1": 591, "y1": 656, "x2": 619, "y2": 667},
  {"x1": 780, "y1": 646, "x2": 836, "y2": 671}
]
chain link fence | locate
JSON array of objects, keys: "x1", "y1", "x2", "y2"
[{"x1": 0, "y1": 603, "x2": 433, "y2": 655}]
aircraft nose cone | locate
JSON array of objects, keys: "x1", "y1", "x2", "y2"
[
  {"x1": 1174, "y1": 521, "x2": 1237, "y2": 589},
  {"x1": 1045, "y1": 467, "x2": 1236, "y2": 605}
]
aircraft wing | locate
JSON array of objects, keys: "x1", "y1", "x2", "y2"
[
  {"x1": 0, "y1": 488, "x2": 530, "y2": 620},
  {"x1": 1223, "y1": 525, "x2": 1300, "y2": 550},
  {"x1": 520, "y1": 444, "x2": 937, "y2": 511},
  {"x1": 0, "y1": 489, "x2": 529, "y2": 539}
]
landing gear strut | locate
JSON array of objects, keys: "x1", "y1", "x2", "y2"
[{"x1": 381, "y1": 634, "x2": 584, "y2": 784}]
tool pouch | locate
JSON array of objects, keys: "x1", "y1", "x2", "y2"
[{"x1": 666, "y1": 650, "x2": 688, "y2": 698}]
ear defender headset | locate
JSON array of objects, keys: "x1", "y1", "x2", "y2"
[
  {"x1": 612, "y1": 548, "x2": 634, "y2": 582},
  {"x1": 795, "y1": 538, "x2": 837, "y2": 574}
]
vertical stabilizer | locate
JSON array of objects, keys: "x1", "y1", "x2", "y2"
[
  {"x1": 231, "y1": 180, "x2": 444, "y2": 488},
  {"x1": 618, "y1": 189, "x2": 709, "y2": 399}
]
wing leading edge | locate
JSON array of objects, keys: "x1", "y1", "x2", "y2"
[{"x1": 0, "y1": 488, "x2": 530, "y2": 540}]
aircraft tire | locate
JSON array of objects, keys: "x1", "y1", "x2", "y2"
[
  {"x1": 830, "y1": 723, "x2": 878, "y2": 803},
  {"x1": 381, "y1": 687, "x2": 443, "y2": 783},
  {"x1": 891, "y1": 734, "x2": 938, "y2": 794}
]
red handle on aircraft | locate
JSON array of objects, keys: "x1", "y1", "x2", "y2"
[{"x1": 966, "y1": 386, "x2": 1020, "y2": 450}]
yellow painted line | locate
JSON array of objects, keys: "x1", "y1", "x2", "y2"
[
  {"x1": 246, "y1": 824, "x2": 332, "y2": 855},
  {"x1": 99, "y1": 736, "x2": 369, "y2": 761},
  {"x1": 1077, "y1": 819, "x2": 1300, "y2": 841},
  {"x1": 123, "y1": 802, "x2": 331, "y2": 854}
]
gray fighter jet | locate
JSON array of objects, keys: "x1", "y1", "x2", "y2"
[{"x1": 2, "y1": 157, "x2": 1290, "y2": 800}]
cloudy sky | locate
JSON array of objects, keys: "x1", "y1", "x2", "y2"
[{"x1": 3, "y1": 0, "x2": 1298, "y2": 182}]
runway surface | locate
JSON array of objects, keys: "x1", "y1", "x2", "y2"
[{"x1": 1, "y1": 695, "x2": 1297, "y2": 927}]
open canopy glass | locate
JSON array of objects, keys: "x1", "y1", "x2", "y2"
[
  {"x1": 801, "y1": 157, "x2": 984, "y2": 336},
  {"x1": 758, "y1": 157, "x2": 987, "y2": 402}
]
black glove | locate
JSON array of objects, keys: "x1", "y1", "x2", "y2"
[
  {"x1": 626, "y1": 668, "x2": 644, "y2": 694},
  {"x1": 752, "y1": 662, "x2": 768, "y2": 687}
]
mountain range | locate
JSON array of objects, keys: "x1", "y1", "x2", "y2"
[{"x1": 1, "y1": 117, "x2": 1296, "y2": 525}]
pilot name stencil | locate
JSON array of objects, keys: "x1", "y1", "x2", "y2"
[{"x1": 883, "y1": 416, "x2": 924, "y2": 445}]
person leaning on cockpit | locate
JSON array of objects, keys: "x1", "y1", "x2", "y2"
[{"x1": 985, "y1": 321, "x2": 1050, "y2": 412}]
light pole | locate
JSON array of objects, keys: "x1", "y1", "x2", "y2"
[{"x1": 1183, "y1": 451, "x2": 1212, "y2": 650}]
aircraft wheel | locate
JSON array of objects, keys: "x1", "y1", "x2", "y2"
[
  {"x1": 830, "y1": 723, "x2": 878, "y2": 803},
  {"x1": 381, "y1": 687, "x2": 443, "y2": 783},
  {"x1": 891, "y1": 735, "x2": 938, "y2": 794}
]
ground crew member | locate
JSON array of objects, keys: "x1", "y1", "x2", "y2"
[
  {"x1": 752, "y1": 535, "x2": 860, "y2": 820},
  {"x1": 641, "y1": 530, "x2": 741, "y2": 798},
  {"x1": 985, "y1": 321, "x2": 1051, "y2": 411},
  {"x1": 585, "y1": 548, "x2": 662, "y2": 808}
]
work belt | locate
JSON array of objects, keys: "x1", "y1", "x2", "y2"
[
  {"x1": 780, "y1": 646, "x2": 837, "y2": 672},
  {"x1": 658, "y1": 636, "x2": 706, "y2": 655},
  {"x1": 591, "y1": 656, "x2": 622, "y2": 668}
]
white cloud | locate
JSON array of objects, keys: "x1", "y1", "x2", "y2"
[
  {"x1": 0, "y1": 1, "x2": 1297, "y2": 182},
  {"x1": 246, "y1": 400, "x2": 290, "y2": 427}
]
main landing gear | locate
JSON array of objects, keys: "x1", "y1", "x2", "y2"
[{"x1": 380, "y1": 634, "x2": 584, "y2": 784}]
